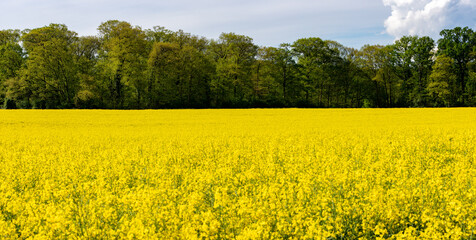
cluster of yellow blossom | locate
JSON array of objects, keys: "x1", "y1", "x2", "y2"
[{"x1": 0, "y1": 108, "x2": 475, "y2": 239}]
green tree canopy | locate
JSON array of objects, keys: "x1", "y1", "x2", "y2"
[
  {"x1": 97, "y1": 20, "x2": 149, "y2": 108},
  {"x1": 438, "y1": 27, "x2": 476, "y2": 104},
  {"x1": 16, "y1": 24, "x2": 79, "y2": 108}
]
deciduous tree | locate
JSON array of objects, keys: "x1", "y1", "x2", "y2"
[{"x1": 19, "y1": 24, "x2": 79, "y2": 108}]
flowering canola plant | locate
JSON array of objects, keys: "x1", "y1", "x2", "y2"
[{"x1": 0, "y1": 109, "x2": 475, "y2": 239}]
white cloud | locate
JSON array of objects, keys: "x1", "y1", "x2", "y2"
[{"x1": 383, "y1": 0, "x2": 476, "y2": 38}]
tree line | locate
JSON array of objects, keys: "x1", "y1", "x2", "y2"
[{"x1": 1, "y1": 21, "x2": 475, "y2": 109}]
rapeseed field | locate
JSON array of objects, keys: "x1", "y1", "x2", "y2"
[{"x1": 0, "y1": 109, "x2": 475, "y2": 239}]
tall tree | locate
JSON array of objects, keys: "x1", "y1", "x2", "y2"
[
  {"x1": 427, "y1": 55, "x2": 456, "y2": 106},
  {"x1": 255, "y1": 44, "x2": 297, "y2": 105},
  {"x1": 391, "y1": 36, "x2": 435, "y2": 106},
  {"x1": 0, "y1": 29, "x2": 24, "y2": 108},
  {"x1": 392, "y1": 36, "x2": 417, "y2": 105},
  {"x1": 292, "y1": 37, "x2": 341, "y2": 106},
  {"x1": 341, "y1": 47, "x2": 370, "y2": 107},
  {"x1": 275, "y1": 44, "x2": 297, "y2": 103},
  {"x1": 209, "y1": 33, "x2": 258, "y2": 107},
  {"x1": 374, "y1": 45, "x2": 397, "y2": 107},
  {"x1": 146, "y1": 27, "x2": 213, "y2": 108},
  {"x1": 356, "y1": 45, "x2": 386, "y2": 107},
  {"x1": 18, "y1": 24, "x2": 79, "y2": 108},
  {"x1": 73, "y1": 36, "x2": 101, "y2": 108},
  {"x1": 324, "y1": 40, "x2": 356, "y2": 107},
  {"x1": 147, "y1": 42, "x2": 181, "y2": 107},
  {"x1": 97, "y1": 20, "x2": 148, "y2": 108},
  {"x1": 411, "y1": 36, "x2": 435, "y2": 105},
  {"x1": 147, "y1": 41, "x2": 213, "y2": 108},
  {"x1": 438, "y1": 27, "x2": 476, "y2": 105}
]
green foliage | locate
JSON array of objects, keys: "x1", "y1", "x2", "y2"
[
  {"x1": 427, "y1": 55, "x2": 456, "y2": 106},
  {"x1": 0, "y1": 29, "x2": 24, "y2": 107},
  {"x1": 390, "y1": 36, "x2": 435, "y2": 107},
  {"x1": 209, "y1": 33, "x2": 258, "y2": 107},
  {"x1": 362, "y1": 99, "x2": 373, "y2": 108},
  {"x1": 96, "y1": 20, "x2": 149, "y2": 108},
  {"x1": 438, "y1": 27, "x2": 476, "y2": 104},
  {"x1": 0, "y1": 23, "x2": 474, "y2": 108},
  {"x1": 253, "y1": 44, "x2": 297, "y2": 105},
  {"x1": 291, "y1": 38, "x2": 348, "y2": 106},
  {"x1": 18, "y1": 24, "x2": 79, "y2": 108},
  {"x1": 466, "y1": 71, "x2": 476, "y2": 105}
]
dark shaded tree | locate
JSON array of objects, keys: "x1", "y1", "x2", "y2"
[
  {"x1": 438, "y1": 27, "x2": 476, "y2": 105},
  {"x1": 0, "y1": 29, "x2": 24, "y2": 108}
]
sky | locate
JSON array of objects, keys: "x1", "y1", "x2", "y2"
[{"x1": 0, "y1": 0, "x2": 475, "y2": 49}]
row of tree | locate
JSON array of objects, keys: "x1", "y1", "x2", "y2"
[{"x1": 1, "y1": 21, "x2": 475, "y2": 109}]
